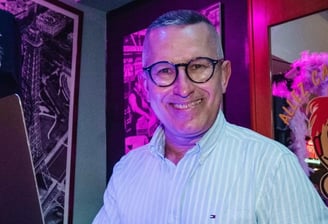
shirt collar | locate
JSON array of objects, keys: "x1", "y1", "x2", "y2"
[
  {"x1": 149, "y1": 110, "x2": 226, "y2": 163},
  {"x1": 197, "y1": 110, "x2": 226, "y2": 164},
  {"x1": 149, "y1": 125, "x2": 166, "y2": 159}
]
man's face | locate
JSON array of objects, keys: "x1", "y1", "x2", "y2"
[{"x1": 142, "y1": 22, "x2": 231, "y2": 140}]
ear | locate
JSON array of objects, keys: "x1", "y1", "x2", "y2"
[
  {"x1": 139, "y1": 72, "x2": 150, "y2": 102},
  {"x1": 220, "y1": 60, "x2": 232, "y2": 94}
]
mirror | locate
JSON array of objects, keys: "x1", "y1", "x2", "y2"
[
  {"x1": 271, "y1": 10, "x2": 328, "y2": 64},
  {"x1": 270, "y1": 10, "x2": 328, "y2": 202}
]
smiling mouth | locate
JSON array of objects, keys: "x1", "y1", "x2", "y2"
[{"x1": 171, "y1": 99, "x2": 202, "y2": 110}]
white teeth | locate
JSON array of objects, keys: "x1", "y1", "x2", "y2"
[{"x1": 172, "y1": 99, "x2": 202, "y2": 109}]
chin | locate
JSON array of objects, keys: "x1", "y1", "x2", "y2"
[{"x1": 176, "y1": 124, "x2": 209, "y2": 136}]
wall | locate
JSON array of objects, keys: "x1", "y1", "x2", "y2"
[
  {"x1": 221, "y1": 0, "x2": 249, "y2": 127},
  {"x1": 60, "y1": 1, "x2": 107, "y2": 223}
]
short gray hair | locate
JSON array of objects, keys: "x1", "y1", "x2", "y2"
[{"x1": 143, "y1": 9, "x2": 224, "y2": 59}]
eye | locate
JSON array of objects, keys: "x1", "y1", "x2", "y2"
[
  {"x1": 158, "y1": 68, "x2": 173, "y2": 74},
  {"x1": 189, "y1": 63, "x2": 207, "y2": 70},
  {"x1": 153, "y1": 63, "x2": 175, "y2": 76}
]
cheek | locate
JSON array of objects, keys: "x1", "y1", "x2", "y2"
[
  {"x1": 147, "y1": 87, "x2": 171, "y2": 118},
  {"x1": 207, "y1": 79, "x2": 224, "y2": 100},
  {"x1": 148, "y1": 95, "x2": 165, "y2": 120},
  {"x1": 147, "y1": 87, "x2": 163, "y2": 107},
  {"x1": 203, "y1": 85, "x2": 224, "y2": 111},
  {"x1": 210, "y1": 89, "x2": 223, "y2": 106}
]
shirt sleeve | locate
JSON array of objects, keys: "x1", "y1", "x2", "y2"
[
  {"x1": 256, "y1": 153, "x2": 328, "y2": 223},
  {"x1": 92, "y1": 178, "x2": 121, "y2": 224}
]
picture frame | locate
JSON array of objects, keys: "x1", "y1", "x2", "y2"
[
  {"x1": 0, "y1": 1, "x2": 83, "y2": 223},
  {"x1": 106, "y1": 0, "x2": 221, "y2": 179}
]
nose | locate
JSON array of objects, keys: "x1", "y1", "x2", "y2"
[{"x1": 173, "y1": 66, "x2": 194, "y2": 98}]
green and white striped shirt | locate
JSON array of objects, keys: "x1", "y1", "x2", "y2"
[{"x1": 93, "y1": 112, "x2": 328, "y2": 223}]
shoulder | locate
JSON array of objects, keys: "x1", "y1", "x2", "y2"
[
  {"x1": 112, "y1": 144, "x2": 155, "y2": 177},
  {"x1": 226, "y1": 122, "x2": 290, "y2": 153},
  {"x1": 117, "y1": 145, "x2": 150, "y2": 164},
  {"x1": 222, "y1": 122, "x2": 300, "y2": 173}
]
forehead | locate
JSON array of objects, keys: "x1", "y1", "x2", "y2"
[{"x1": 143, "y1": 23, "x2": 217, "y2": 64}]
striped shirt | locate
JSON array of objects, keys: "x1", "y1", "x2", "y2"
[{"x1": 93, "y1": 111, "x2": 328, "y2": 223}]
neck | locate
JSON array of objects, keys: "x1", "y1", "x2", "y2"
[
  {"x1": 165, "y1": 145, "x2": 190, "y2": 165},
  {"x1": 164, "y1": 135, "x2": 199, "y2": 165}
]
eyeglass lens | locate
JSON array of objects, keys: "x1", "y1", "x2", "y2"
[{"x1": 149, "y1": 57, "x2": 218, "y2": 87}]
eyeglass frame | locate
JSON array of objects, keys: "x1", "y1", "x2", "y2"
[{"x1": 142, "y1": 57, "x2": 224, "y2": 87}]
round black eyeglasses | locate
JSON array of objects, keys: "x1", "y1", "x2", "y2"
[{"x1": 143, "y1": 57, "x2": 224, "y2": 87}]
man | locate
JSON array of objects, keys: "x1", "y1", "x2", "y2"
[{"x1": 93, "y1": 9, "x2": 328, "y2": 223}]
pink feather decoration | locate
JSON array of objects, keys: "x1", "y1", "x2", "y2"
[{"x1": 272, "y1": 51, "x2": 328, "y2": 175}]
